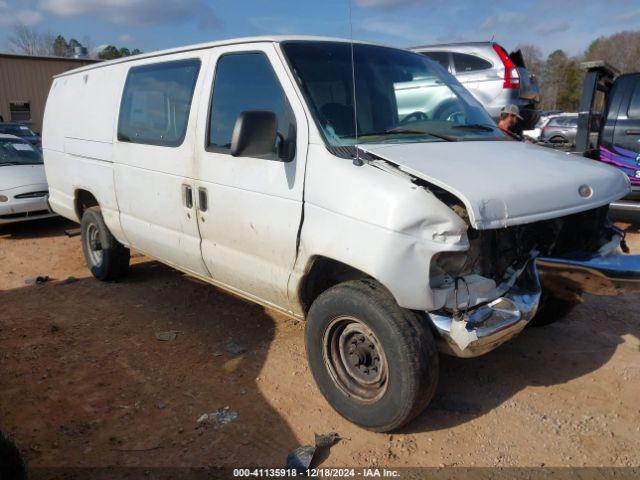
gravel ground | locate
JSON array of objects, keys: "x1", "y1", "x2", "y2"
[{"x1": 1, "y1": 217, "x2": 639, "y2": 470}]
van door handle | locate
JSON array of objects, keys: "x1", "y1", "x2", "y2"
[
  {"x1": 198, "y1": 187, "x2": 208, "y2": 212},
  {"x1": 625, "y1": 129, "x2": 640, "y2": 135},
  {"x1": 182, "y1": 184, "x2": 193, "y2": 209}
]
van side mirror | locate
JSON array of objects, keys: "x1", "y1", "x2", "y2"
[
  {"x1": 230, "y1": 110, "x2": 277, "y2": 158},
  {"x1": 230, "y1": 110, "x2": 296, "y2": 161}
]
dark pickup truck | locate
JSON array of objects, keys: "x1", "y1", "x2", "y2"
[{"x1": 576, "y1": 63, "x2": 640, "y2": 221}]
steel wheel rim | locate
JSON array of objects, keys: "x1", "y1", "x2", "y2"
[
  {"x1": 322, "y1": 315, "x2": 388, "y2": 403},
  {"x1": 85, "y1": 223, "x2": 103, "y2": 267}
]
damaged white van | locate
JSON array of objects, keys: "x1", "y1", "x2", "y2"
[{"x1": 43, "y1": 37, "x2": 640, "y2": 432}]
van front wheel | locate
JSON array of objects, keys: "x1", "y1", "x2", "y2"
[
  {"x1": 81, "y1": 206, "x2": 130, "y2": 281},
  {"x1": 305, "y1": 279, "x2": 439, "y2": 432}
]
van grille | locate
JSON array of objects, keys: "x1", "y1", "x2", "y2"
[{"x1": 470, "y1": 205, "x2": 610, "y2": 282}]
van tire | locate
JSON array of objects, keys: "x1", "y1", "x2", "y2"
[
  {"x1": 528, "y1": 294, "x2": 577, "y2": 327},
  {"x1": 305, "y1": 279, "x2": 439, "y2": 432},
  {"x1": 80, "y1": 206, "x2": 130, "y2": 281}
]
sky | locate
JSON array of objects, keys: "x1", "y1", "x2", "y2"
[{"x1": 1, "y1": 0, "x2": 639, "y2": 57}]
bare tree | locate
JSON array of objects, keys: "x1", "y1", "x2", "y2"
[
  {"x1": 516, "y1": 44, "x2": 543, "y2": 81},
  {"x1": 8, "y1": 24, "x2": 54, "y2": 56},
  {"x1": 584, "y1": 30, "x2": 640, "y2": 73}
]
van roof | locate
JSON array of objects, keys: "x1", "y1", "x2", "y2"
[{"x1": 53, "y1": 35, "x2": 380, "y2": 78}]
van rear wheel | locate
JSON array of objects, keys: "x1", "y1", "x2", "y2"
[
  {"x1": 81, "y1": 206, "x2": 130, "y2": 281},
  {"x1": 305, "y1": 279, "x2": 439, "y2": 432}
]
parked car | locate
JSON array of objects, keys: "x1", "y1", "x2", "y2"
[
  {"x1": 539, "y1": 114, "x2": 579, "y2": 145},
  {"x1": 523, "y1": 111, "x2": 573, "y2": 140},
  {"x1": 0, "y1": 123, "x2": 41, "y2": 149},
  {"x1": 43, "y1": 36, "x2": 640, "y2": 432},
  {"x1": 411, "y1": 42, "x2": 540, "y2": 131},
  {"x1": 0, "y1": 134, "x2": 55, "y2": 224}
]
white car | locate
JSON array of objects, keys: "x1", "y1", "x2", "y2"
[
  {"x1": 0, "y1": 134, "x2": 55, "y2": 224},
  {"x1": 42, "y1": 36, "x2": 640, "y2": 432}
]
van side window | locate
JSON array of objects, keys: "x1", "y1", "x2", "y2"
[
  {"x1": 208, "y1": 52, "x2": 295, "y2": 159},
  {"x1": 627, "y1": 80, "x2": 640, "y2": 119},
  {"x1": 118, "y1": 59, "x2": 201, "y2": 147}
]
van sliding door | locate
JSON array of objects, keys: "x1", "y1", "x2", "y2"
[{"x1": 113, "y1": 55, "x2": 210, "y2": 277}]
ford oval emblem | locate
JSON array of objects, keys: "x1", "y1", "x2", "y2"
[{"x1": 579, "y1": 184, "x2": 593, "y2": 198}]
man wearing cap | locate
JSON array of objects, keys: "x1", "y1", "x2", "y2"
[{"x1": 498, "y1": 104, "x2": 525, "y2": 140}]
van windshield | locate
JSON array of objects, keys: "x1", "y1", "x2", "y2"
[{"x1": 282, "y1": 41, "x2": 507, "y2": 146}]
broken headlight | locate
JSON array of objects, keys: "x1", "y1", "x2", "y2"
[{"x1": 430, "y1": 251, "x2": 473, "y2": 288}]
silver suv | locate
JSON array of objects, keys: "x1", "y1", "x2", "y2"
[{"x1": 411, "y1": 42, "x2": 540, "y2": 131}]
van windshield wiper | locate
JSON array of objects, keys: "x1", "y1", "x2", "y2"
[
  {"x1": 355, "y1": 128, "x2": 457, "y2": 142},
  {"x1": 451, "y1": 123, "x2": 497, "y2": 132}
]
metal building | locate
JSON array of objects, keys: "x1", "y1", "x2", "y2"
[{"x1": 0, "y1": 53, "x2": 98, "y2": 134}]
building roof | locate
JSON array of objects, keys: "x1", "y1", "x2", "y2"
[
  {"x1": 0, "y1": 52, "x2": 100, "y2": 63},
  {"x1": 53, "y1": 35, "x2": 384, "y2": 78}
]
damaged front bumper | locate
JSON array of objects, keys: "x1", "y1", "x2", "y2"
[
  {"x1": 429, "y1": 261, "x2": 541, "y2": 358},
  {"x1": 429, "y1": 251, "x2": 640, "y2": 358}
]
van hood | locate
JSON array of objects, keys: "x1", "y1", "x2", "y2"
[
  {"x1": 0, "y1": 164, "x2": 47, "y2": 191},
  {"x1": 359, "y1": 141, "x2": 630, "y2": 229}
]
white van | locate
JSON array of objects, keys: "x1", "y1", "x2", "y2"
[{"x1": 43, "y1": 36, "x2": 640, "y2": 432}]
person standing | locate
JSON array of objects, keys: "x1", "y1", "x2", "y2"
[{"x1": 498, "y1": 104, "x2": 524, "y2": 140}]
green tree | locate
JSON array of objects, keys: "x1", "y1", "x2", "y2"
[
  {"x1": 98, "y1": 45, "x2": 142, "y2": 60},
  {"x1": 540, "y1": 50, "x2": 584, "y2": 112},
  {"x1": 52, "y1": 35, "x2": 68, "y2": 57},
  {"x1": 98, "y1": 45, "x2": 121, "y2": 60},
  {"x1": 556, "y1": 59, "x2": 582, "y2": 111}
]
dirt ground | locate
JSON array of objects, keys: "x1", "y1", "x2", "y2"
[{"x1": 1, "y1": 217, "x2": 639, "y2": 470}]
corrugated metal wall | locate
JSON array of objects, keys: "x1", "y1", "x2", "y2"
[{"x1": 0, "y1": 54, "x2": 97, "y2": 133}]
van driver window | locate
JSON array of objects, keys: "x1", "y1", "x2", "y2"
[
  {"x1": 118, "y1": 59, "x2": 200, "y2": 147},
  {"x1": 208, "y1": 52, "x2": 295, "y2": 159}
]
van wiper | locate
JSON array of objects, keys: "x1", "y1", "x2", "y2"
[
  {"x1": 356, "y1": 128, "x2": 457, "y2": 142},
  {"x1": 451, "y1": 123, "x2": 496, "y2": 132}
]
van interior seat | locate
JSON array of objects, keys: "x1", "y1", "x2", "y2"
[{"x1": 320, "y1": 103, "x2": 357, "y2": 138}]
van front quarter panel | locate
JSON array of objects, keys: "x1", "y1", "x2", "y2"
[{"x1": 291, "y1": 144, "x2": 470, "y2": 313}]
